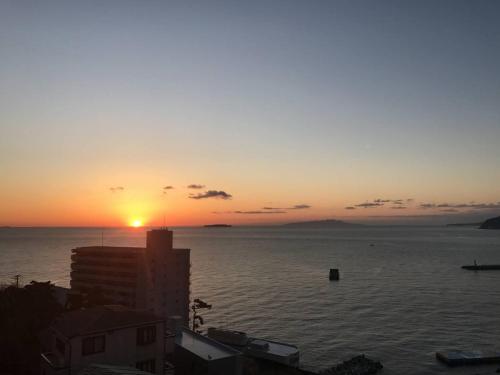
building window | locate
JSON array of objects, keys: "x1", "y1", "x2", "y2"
[
  {"x1": 137, "y1": 326, "x2": 156, "y2": 345},
  {"x1": 56, "y1": 338, "x2": 65, "y2": 355},
  {"x1": 136, "y1": 359, "x2": 156, "y2": 373},
  {"x1": 82, "y1": 335, "x2": 105, "y2": 355}
]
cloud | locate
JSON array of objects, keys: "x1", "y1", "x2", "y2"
[
  {"x1": 187, "y1": 184, "x2": 205, "y2": 189},
  {"x1": 420, "y1": 203, "x2": 436, "y2": 209},
  {"x1": 345, "y1": 206, "x2": 356, "y2": 210},
  {"x1": 391, "y1": 206, "x2": 407, "y2": 209},
  {"x1": 441, "y1": 208, "x2": 459, "y2": 212},
  {"x1": 355, "y1": 202, "x2": 383, "y2": 208},
  {"x1": 162, "y1": 186, "x2": 174, "y2": 194},
  {"x1": 110, "y1": 186, "x2": 125, "y2": 193},
  {"x1": 420, "y1": 202, "x2": 500, "y2": 210},
  {"x1": 289, "y1": 204, "x2": 311, "y2": 209},
  {"x1": 234, "y1": 210, "x2": 286, "y2": 214},
  {"x1": 349, "y1": 198, "x2": 413, "y2": 208},
  {"x1": 263, "y1": 204, "x2": 311, "y2": 210},
  {"x1": 189, "y1": 190, "x2": 232, "y2": 200}
]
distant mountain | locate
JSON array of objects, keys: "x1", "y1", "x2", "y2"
[
  {"x1": 479, "y1": 216, "x2": 500, "y2": 229},
  {"x1": 204, "y1": 224, "x2": 232, "y2": 228},
  {"x1": 283, "y1": 219, "x2": 362, "y2": 228}
]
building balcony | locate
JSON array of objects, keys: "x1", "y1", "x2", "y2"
[
  {"x1": 71, "y1": 254, "x2": 138, "y2": 266},
  {"x1": 71, "y1": 264, "x2": 137, "y2": 278},
  {"x1": 70, "y1": 278, "x2": 137, "y2": 292}
]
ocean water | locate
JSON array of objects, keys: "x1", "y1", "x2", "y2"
[{"x1": 1, "y1": 226, "x2": 500, "y2": 374}]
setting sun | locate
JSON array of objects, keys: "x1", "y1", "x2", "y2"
[{"x1": 130, "y1": 219, "x2": 143, "y2": 228}]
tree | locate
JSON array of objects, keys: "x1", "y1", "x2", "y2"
[
  {"x1": 65, "y1": 285, "x2": 109, "y2": 310},
  {"x1": 0, "y1": 280, "x2": 62, "y2": 375},
  {"x1": 191, "y1": 298, "x2": 212, "y2": 333}
]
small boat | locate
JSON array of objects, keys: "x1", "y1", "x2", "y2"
[{"x1": 436, "y1": 350, "x2": 500, "y2": 366}]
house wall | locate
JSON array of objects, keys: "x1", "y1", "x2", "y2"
[{"x1": 62, "y1": 321, "x2": 164, "y2": 375}]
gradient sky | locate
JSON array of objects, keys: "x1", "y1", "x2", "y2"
[{"x1": 1, "y1": 0, "x2": 500, "y2": 226}]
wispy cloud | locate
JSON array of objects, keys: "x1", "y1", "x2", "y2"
[
  {"x1": 420, "y1": 203, "x2": 436, "y2": 209},
  {"x1": 110, "y1": 186, "x2": 124, "y2": 193},
  {"x1": 263, "y1": 204, "x2": 311, "y2": 210},
  {"x1": 355, "y1": 202, "x2": 383, "y2": 208},
  {"x1": 234, "y1": 210, "x2": 286, "y2": 214},
  {"x1": 187, "y1": 184, "x2": 205, "y2": 189},
  {"x1": 345, "y1": 206, "x2": 356, "y2": 210},
  {"x1": 189, "y1": 190, "x2": 232, "y2": 200},
  {"x1": 419, "y1": 202, "x2": 500, "y2": 210},
  {"x1": 391, "y1": 206, "x2": 407, "y2": 209},
  {"x1": 290, "y1": 204, "x2": 311, "y2": 210},
  {"x1": 162, "y1": 186, "x2": 174, "y2": 194},
  {"x1": 349, "y1": 198, "x2": 413, "y2": 209}
]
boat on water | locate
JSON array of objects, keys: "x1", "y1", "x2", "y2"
[
  {"x1": 207, "y1": 327, "x2": 300, "y2": 367},
  {"x1": 436, "y1": 350, "x2": 500, "y2": 366}
]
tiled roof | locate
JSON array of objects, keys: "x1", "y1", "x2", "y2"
[{"x1": 52, "y1": 305, "x2": 163, "y2": 338}]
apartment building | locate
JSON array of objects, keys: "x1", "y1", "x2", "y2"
[{"x1": 70, "y1": 228, "x2": 190, "y2": 324}]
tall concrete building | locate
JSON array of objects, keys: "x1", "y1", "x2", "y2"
[{"x1": 70, "y1": 229, "x2": 190, "y2": 324}]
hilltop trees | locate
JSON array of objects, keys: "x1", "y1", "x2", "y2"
[{"x1": 0, "y1": 281, "x2": 62, "y2": 375}]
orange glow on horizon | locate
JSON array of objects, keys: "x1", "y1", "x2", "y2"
[{"x1": 130, "y1": 219, "x2": 143, "y2": 228}]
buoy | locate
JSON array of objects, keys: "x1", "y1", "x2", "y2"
[{"x1": 329, "y1": 268, "x2": 339, "y2": 280}]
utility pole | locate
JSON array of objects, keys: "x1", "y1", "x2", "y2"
[{"x1": 13, "y1": 274, "x2": 21, "y2": 288}]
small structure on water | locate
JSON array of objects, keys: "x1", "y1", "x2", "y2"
[
  {"x1": 329, "y1": 269, "x2": 339, "y2": 281},
  {"x1": 462, "y1": 264, "x2": 500, "y2": 271},
  {"x1": 436, "y1": 350, "x2": 500, "y2": 366}
]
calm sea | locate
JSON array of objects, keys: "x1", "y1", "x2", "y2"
[{"x1": 1, "y1": 226, "x2": 500, "y2": 374}]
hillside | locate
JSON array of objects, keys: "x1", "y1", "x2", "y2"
[{"x1": 479, "y1": 216, "x2": 500, "y2": 229}]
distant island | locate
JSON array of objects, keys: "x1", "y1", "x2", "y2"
[
  {"x1": 446, "y1": 222, "x2": 482, "y2": 227},
  {"x1": 479, "y1": 216, "x2": 500, "y2": 230},
  {"x1": 203, "y1": 224, "x2": 232, "y2": 228},
  {"x1": 283, "y1": 219, "x2": 362, "y2": 228}
]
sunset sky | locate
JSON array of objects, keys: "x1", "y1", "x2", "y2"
[{"x1": 1, "y1": 1, "x2": 500, "y2": 226}]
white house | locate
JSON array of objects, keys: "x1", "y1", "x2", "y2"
[{"x1": 40, "y1": 305, "x2": 165, "y2": 375}]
